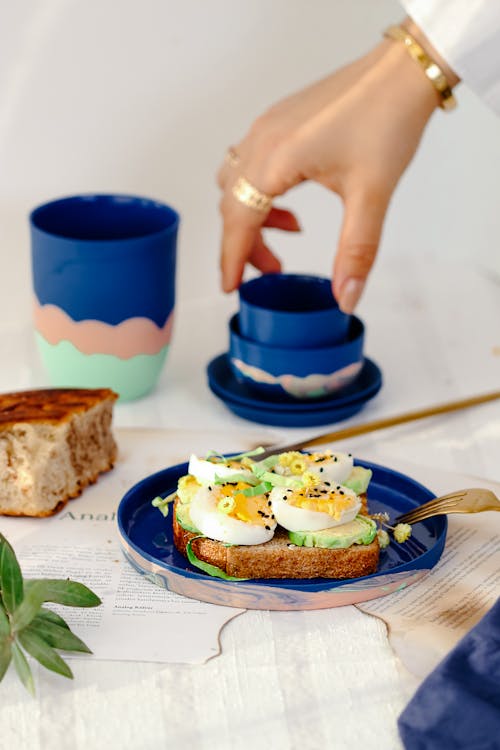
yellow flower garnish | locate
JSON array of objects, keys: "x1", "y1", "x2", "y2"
[
  {"x1": 301, "y1": 471, "x2": 320, "y2": 488},
  {"x1": 279, "y1": 451, "x2": 299, "y2": 467},
  {"x1": 393, "y1": 523, "x2": 412, "y2": 543},
  {"x1": 290, "y1": 458, "x2": 307, "y2": 475},
  {"x1": 217, "y1": 496, "x2": 236, "y2": 514}
]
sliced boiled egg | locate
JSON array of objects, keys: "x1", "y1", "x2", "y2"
[
  {"x1": 273, "y1": 450, "x2": 354, "y2": 485},
  {"x1": 189, "y1": 482, "x2": 277, "y2": 545},
  {"x1": 269, "y1": 483, "x2": 361, "y2": 532},
  {"x1": 187, "y1": 454, "x2": 254, "y2": 486}
]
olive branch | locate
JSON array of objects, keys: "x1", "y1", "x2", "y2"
[{"x1": 0, "y1": 533, "x2": 101, "y2": 694}]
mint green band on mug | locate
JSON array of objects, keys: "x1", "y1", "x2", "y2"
[{"x1": 35, "y1": 333, "x2": 169, "y2": 401}]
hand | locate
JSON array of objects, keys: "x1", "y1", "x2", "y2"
[{"x1": 217, "y1": 26, "x2": 445, "y2": 312}]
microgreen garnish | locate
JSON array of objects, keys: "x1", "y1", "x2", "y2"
[
  {"x1": 256, "y1": 471, "x2": 302, "y2": 489},
  {"x1": 0, "y1": 533, "x2": 101, "y2": 695},
  {"x1": 250, "y1": 454, "x2": 280, "y2": 474},
  {"x1": 214, "y1": 472, "x2": 259, "y2": 486},
  {"x1": 241, "y1": 482, "x2": 273, "y2": 497},
  {"x1": 151, "y1": 491, "x2": 177, "y2": 517},
  {"x1": 185, "y1": 537, "x2": 248, "y2": 581},
  {"x1": 205, "y1": 447, "x2": 265, "y2": 463}
]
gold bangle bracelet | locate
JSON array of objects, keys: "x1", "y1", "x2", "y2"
[{"x1": 384, "y1": 24, "x2": 457, "y2": 111}]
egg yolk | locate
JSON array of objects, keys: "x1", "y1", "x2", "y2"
[
  {"x1": 287, "y1": 489, "x2": 355, "y2": 521},
  {"x1": 218, "y1": 482, "x2": 271, "y2": 526}
]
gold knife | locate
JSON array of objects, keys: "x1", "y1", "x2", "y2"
[{"x1": 257, "y1": 389, "x2": 500, "y2": 459}]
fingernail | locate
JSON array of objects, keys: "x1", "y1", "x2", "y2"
[{"x1": 339, "y1": 278, "x2": 365, "y2": 313}]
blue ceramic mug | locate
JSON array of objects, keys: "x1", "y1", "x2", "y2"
[{"x1": 31, "y1": 194, "x2": 179, "y2": 401}]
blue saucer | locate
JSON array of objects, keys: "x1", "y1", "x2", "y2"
[
  {"x1": 206, "y1": 354, "x2": 382, "y2": 427},
  {"x1": 207, "y1": 354, "x2": 382, "y2": 411}
]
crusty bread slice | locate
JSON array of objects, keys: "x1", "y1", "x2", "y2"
[
  {"x1": 0, "y1": 387, "x2": 118, "y2": 517},
  {"x1": 173, "y1": 498, "x2": 379, "y2": 579}
]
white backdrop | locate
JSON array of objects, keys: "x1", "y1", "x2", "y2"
[{"x1": 1, "y1": 0, "x2": 499, "y2": 329}]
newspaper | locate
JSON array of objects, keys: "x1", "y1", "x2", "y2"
[{"x1": 356, "y1": 455, "x2": 500, "y2": 678}]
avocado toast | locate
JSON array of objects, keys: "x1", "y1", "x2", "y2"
[{"x1": 154, "y1": 448, "x2": 380, "y2": 580}]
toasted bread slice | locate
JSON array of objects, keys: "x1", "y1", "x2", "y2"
[
  {"x1": 0, "y1": 387, "x2": 118, "y2": 517},
  {"x1": 173, "y1": 498, "x2": 379, "y2": 579}
]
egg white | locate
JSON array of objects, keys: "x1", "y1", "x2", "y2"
[
  {"x1": 187, "y1": 454, "x2": 254, "y2": 486},
  {"x1": 189, "y1": 485, "x2": 276, "y2": 545},
  {"x1": 274, "y1": 451, "x2": 353, "y2": 485},
  {"x1": 269, "y1": 485, "x2": 361, "y2": 532}
]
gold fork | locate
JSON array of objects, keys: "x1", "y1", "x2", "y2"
[{"x1": 395, "y1": 488, "x2": 500, "y2": 525}]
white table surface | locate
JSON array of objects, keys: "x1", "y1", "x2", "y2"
[{"x1": 1, "y1": 257, "x2": 499, "y2": 750}]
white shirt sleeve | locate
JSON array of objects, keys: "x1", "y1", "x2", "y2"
[{"x1": 401, "y1": 0, "x2": 500, "y2": 114}]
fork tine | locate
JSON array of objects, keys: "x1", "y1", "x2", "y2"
[
  {"x1": 395, "y1": 500, "x2": 460, "y2": 523},
  {"x1": 396, "y1": 500, "x2": 465, "y2": 524},
  {"x1": 395, "y1": 489, "x2": 472, "y2": 517}
]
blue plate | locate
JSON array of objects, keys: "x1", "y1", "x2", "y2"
[
  {"x1": 117, "y1": 458, "x2": 447, "y2": 611},
  {"x1": 209, "y1": 383, "x2": 375, "y2": 427},
  {"x1": 207, "y1": 354, "x2": 382, "y2": 411}
]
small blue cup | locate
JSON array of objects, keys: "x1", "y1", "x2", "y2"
[
  {"x1": 229, "y1": 313, "x2": 364, "y2": 400},
  {"x1": 238, "y1": 273, "x2": 349, "y2": 348},
  {"x1": 31, "y1": 193, "x2": 179, "y2": 401}
]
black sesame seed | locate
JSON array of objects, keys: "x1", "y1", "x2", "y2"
[
  {"x1": 340, "y1": 490, "x2": 345, "y2": 495},
  {"x1": 324, "y1": 481, "x2": 331, "y2": 486},
  {"x1": 265, "y1": 525, "x2": 271, "y2": 530},
  {"x1": 319, "y1": 467, "x2": 324, "y2": 473},
  {"x1": 334, "y1": 457, "x2": 338, "y2": 462},
  {"x1": 208, "y1": 486, "x2": 212, "y2": 491},
  {"x1": 267, "y1": 500, "x2": 272, "y2": 506}
]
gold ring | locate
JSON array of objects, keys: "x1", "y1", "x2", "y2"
[
  {"x1": 225, "y1": 147, "x2": 241, "y2": 168},
  {"x1": 232, "y1": 176, "x2": 273, "y2": 213}
]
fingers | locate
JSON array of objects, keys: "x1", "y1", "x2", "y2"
[
  {"x1": 218, "y1": 138, "x2": 302, "y2": 292},
  {"x1": 263, "y1": 207, "x2": 301, "y2": 232},
  {"x1": 220, "y1": 214, "x2": 261, "y2": 292},
  {"x1": 333, "y1": 188, "x2": 389, "y2": 313},
  {"x1": 249, "y1": 235, "x2": 282, "y2": 274}
]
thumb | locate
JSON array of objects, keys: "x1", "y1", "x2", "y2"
[{"x1": 333, "y1": 189, "x2": 389, "y2": 313}]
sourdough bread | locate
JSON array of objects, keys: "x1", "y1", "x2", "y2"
[{"x1": 0, "y1": 387, "x2": 118, "y2": 516}]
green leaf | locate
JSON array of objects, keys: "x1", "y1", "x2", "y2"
[
  {"x1": 28, "y1": 618, "x2": 91, "y2": 654},
  {"x1": 36, "y1": 607, "x2": 71, "y2": 630},
  {"x1": 186, "y1": 537, "x2": 248, "y2": 581},
  {"x1": 258, "y1": 471, "x2": 302, "y2": 488},
  {"x1": 151, "y1": 492, "x2": 176, "y2": 518},
  {"x1": 222, "y1": 447, "x2": 265, "y2": 461},
  {"x1": 17, "y1": 629, "x2": 73, "y2": 679},
  {"x1": 12, "y1": 579, "x2": 101, "y2": 632},
  {"x1": 0, "y1": 534, "x2": 24, "y2": 614},
  {"x1": 241, "y1": 481, "x2": 273, "y2": 497},
  {"x1": 0, "y1": 602, "x2": 10, "y2": 638},
  {"x1": 214, "y1": 472, "x2": 260, "y2": 486},
  {"x1": 206, "y1": 447, "x2": 265, "y2": 462},
  {"x1": 251, "y1": 454, "x2": 280, "y2": 474},
  {"x1": 12, "y1": 641, "x2": 34, "y2": 696},
  {"x1": 0, "y1": 636, "x2": 12, "y2": 682}
]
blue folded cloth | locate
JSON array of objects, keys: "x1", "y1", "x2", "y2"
[{"x1": 398, "y1": 597, "x2": 500, "y2": 750}]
